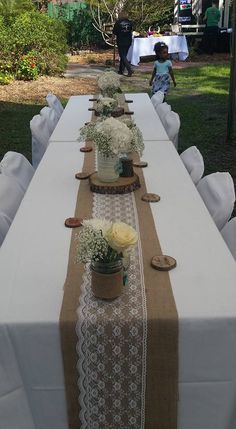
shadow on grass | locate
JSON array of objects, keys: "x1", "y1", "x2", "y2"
[{"x1": 0, "y1": 101, "x2": 44, "y2": 162}]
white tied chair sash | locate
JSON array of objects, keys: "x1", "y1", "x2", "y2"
[
  {"x1": 46, "y1": 93, "x2": 64, "y2": 120},
  {"x1": 197, "y1": 172, "x2": 235, "y2": 230},
  {"x1": 221, "y1": 217, "x2": 236, "y2": 260},
  {"x1": 0, "y1": 175, "x2": 24, "y2": 245},
  {"x1": 180, "y1": 146, "x2": 204, "y2": 184},
  {"x1": 155, "y1": 102, "x2": 172, "y2": 125},
  {"x1": 162, "y1": 111, "x2": 180, "y2": 150},
  {"x1": 40, "y1": 106, "x2": 59, "y2": 135},
  {"x1": 30, "y1": 114, "x2": 51, "y2": 169},
  {"x1": 0, "y1": 151, "x2": 34, "y2": 192},
  {"x1": 151, "y1": 91, "x2": 164, "y2": 108}
]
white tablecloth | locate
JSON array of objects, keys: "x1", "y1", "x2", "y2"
[
  {"x1": 0, "y1": 95, "x2": 236, "y2": 429},
  {"x1": 49, "y1": 93, "x2": 169, "y2": 142},
  {"x1": 127, "y1": 35, "x2": 189, "y2": 66}
]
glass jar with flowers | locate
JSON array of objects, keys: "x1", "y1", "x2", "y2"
[
  {"x1": 79, "y1": 117, "x2": 144, "y2": 182},
  {"x1": 77, "y1": 219, "x2": 138, "y2": 299}
]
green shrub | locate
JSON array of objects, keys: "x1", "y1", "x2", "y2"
[
  {"x1": 0, "y1": 11, "x2": 68, "y2": 79},
  {"x1": 0, "y1": 71, "x2": 14, "y2": 85}
]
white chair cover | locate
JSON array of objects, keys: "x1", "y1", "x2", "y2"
[
  {"x1": 162, "y1": 111, "x2": 180, "y2": 150},
  {"x1": 30, "y1": 114, "x2": 51, "y2": 169},
  {"x1": 46, "y1": 93, "x2": 64, "y2": 120},
  {"x1": 0, "y1": 175, "x2": 24, "y2": 245},
  {"x1": 151, "y1": 91, "x2": 164, "y2": 108},
  {"x1": 155, "y1": 102, "x2": 172, "y2": 125},
  {"x1": 40, "y1": 106, "x2": 59, "y2": 135},
  {"x1": 197, "y1": 172, "x2": 235, "y2": 230},
  {"x1": 221, "y1": 217, "x2": 236, "y2": 260},
  {"x1": 180, "y1": 146, "x2": 204, "y2": 184},
  {"x1": 0, "y1": 151, "x2": 34, "y2": 193}
]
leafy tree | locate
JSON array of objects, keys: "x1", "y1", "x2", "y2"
[{"x1": 0, "y1": 0, "x2": 34, "y2": 23}]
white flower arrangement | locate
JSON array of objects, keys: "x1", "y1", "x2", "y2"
[
  {"x1": 79, "y1": 116, "x2": 144, "y2": 157},
  {"x1": 97, "y1": 71, "x2": 121, "y2": 97},
  {"x1": 77, "y1": 218, "x2": 138, "y2": 263},
  {"x1": 96, "y1": 97, "x2": 118, "y2": 116}
]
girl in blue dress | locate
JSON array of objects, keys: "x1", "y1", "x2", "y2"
[{"x1": 149, "y1": 42, "x2": 176, "y2": 97}]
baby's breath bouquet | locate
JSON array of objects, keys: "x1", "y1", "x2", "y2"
[
  {"x1": 96, "y1": 97, "x2": 118, "y2": 117},
  {"x1": 97, "y1": 71, "x2": 121, "y2": 97},
  {"x1": 77, "y1": 218, "x2": 138, "y2": 264},
  {"x1": 79, "y1": 116, "x2": 144, "y2": 157}
]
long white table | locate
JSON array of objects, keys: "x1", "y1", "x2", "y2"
[
  {"x1": 49, "y1": 93, "x2": 169, "y2": 143},
  {"x1": 1, "y1": 95, "x2": 236, "y2": 429},
  {"x1": 127, "y1": 35, "x2": 189, "y2": 66}
]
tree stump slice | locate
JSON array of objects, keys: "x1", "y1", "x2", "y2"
[{"x1": 89, "y1": 172, "x2": 141, "y2": 194}]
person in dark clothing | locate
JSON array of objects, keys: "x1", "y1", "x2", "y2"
[
  {"x1": 203, "y1": 0, "x2": 221, "y2": 54},
  {"x1": 113, "y1": 11, "x2": 133, "y2": 76}
]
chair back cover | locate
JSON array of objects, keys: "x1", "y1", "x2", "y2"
[
  {"x1": 197, "y1": 172, "x2": 235, "y2": 230},
  {"x1": 151, "y1": 91, "x2": 164, "y2": 108},
  {"x1": 221, "y1": 217, "x2": 236, "y2": 260},
  {"x1": 0, "y1": 212, "x2": 11, "y2": 246},
  {"x1": 155, "y1": 102, "x2": 172, "y2": 125},
  {"x1": 162, "y1": 111, "x2": 180, "y2": 150},
  {"x1": 0, "y1": 151, "x2": 34, "y2": 192},
  {"x1": 0, "y1": 175, "x2": 24, "y2": 245},
  {"x1": 30, "y1": 114, "x2": 51, "y2": 169},
  {"x1": 180, "y1": 146, "x2": 204, "y2": 184},
  {"x1": 40, "y1": 106, "x2": 59, "y2": 135},
  {"x1": 46, "y1": 92, "x2": 64, "y2": 119}
]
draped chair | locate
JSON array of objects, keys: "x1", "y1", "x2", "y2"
[
  {"x1": 0, "y1": 175, "x2": 25, "y2": 246},
  {"x1": 197, "y1": 172, "x2": 235, "y2": 230},
  {"x1": 180, "y1": 146, "x2": 204, "y2": 184},
  {"x1": 0, "y1": 151, "x2": 34, "y2": 193},
  {"x1": 30, "y1": 114, "x2": 51, "y2": 169},
  {"x1": 151, "y1": 91, "x2": 164, "y2": 108},
  {"x1": 46, "y1": 93, "x2": 64, "y2": 120},
  {"x1": 155, "y1": 102, "x2": 172, "y2": 125},
  {"x1": 221, "y1": 217, "x2": 236, "y2": 260},
  {"x1": 40, "y1": 106, "x2": 59, "y2": 135},
  {"x1": 162, "y1": 111, "x2": 180, "y2": 150}
]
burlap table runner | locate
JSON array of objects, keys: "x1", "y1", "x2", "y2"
[{"x1": 60, "y1": 96, "x2": 178, "y2": 429}]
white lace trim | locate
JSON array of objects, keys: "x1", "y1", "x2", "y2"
[{"x1": 76, "y1": 183, "x2": 147, "y2": 429}]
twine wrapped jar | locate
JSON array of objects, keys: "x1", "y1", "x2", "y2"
[{"x1": 91, "y1": 259, "x2": 124, "y2": 300}]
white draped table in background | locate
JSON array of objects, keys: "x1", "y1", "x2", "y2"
[
  {"x1": 0, "y1": 94, "x2": 236, "y2": 429},
  {"x1": 127, "y1": 35, "x2": 189, "y2": 66}
]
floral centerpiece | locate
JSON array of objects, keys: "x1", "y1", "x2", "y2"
[
  {"x1": 96, "y1": 97, "x2": 118, "y2": 117},
  {"x1": 79, "y1": 116, "x2": 144, "y2": 182},
  {"x1": 97, "y1": 71, "x2": 121, "y2": 98},
  {"x1": 77, "y1": 218, "x2": 138, "y2": 299}
]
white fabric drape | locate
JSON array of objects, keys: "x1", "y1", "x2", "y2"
[
  {"x1": 0, "y1": 175, "x2": 24, "y2": 245},
  {"x1": 221, "y1": 217, "x2": 236, "y2": 260},
  {"x1": 151, "y1": 91, "x2": 164, "y2": 108},
  {"x1": 162, "y1": 111, "x2": 180, "y2": 150},
  {"x1": 40, "y1": 107, "x2": 59, "y2": 135},
  {"x1": 46, "y1": 93, "x2": 64, "y2": 120},
  {"x1": 180, "y1": 146, "x2": 204, "y2": 184},
  {"x1": 197, "y1": 172, "x2": 235, "y2": 230},
  {"x1": 0, "y1": 151, "x2": 34, "y2": 192},
  {"x1": 155, "y1": 102, "x2": 172, "y2": 125},
  {"x1": 30, "y1": 114, "x2": 51, "y2": 169}
]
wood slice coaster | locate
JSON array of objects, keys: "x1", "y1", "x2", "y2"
[
  {"x1": 141, "y1": 193, "x2": 160, "y2": 202},
  {"x1": 125, "y1": 100, "x2": 133, "y2": 103},
  {"x1": 133, "y1": 161, "x2": 148, "y2": 168},
  {"x1": 75, "y1": 172, "x2": 91, "y2": 180},
  {"x1": 84, "y1": 122, "x2": 90, "y2": 126},
  {"x1": 88, "y1": 107, "x2": 96, "y2": 111},
  {"x1": 124, "y1": 111, "x2": 134, "y2": 115},
  {"x1": 80, "y1": 146, "x2": 93, "y2": 153},
  {"x1": 89, "y1": 172, "x2": 141, "y2": 194},
  {"x1": 65, "y1": 217, "x2": 83, "y2": 228},
  {"x1": 151, "y1": 255, "x2": 177, "y2": 271},
  {"x1": 89, "y1": 98, "x2": 98, "y2": 101}
]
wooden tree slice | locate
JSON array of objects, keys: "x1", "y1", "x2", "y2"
[
  {"x1": 133, "y1": 161, "x2": 148, "y2": 168},
  {"x1": 125, "y1": 100, "x2": 133, "y2": 103},
  {"x1": 80, "y1": 146, "x2": 93, "y2": 153},
  {"x1": 141, "y1": 193, "x2": 160, "y2": 202},
  {"x1": 89, "y1": 172, "x2": 141, "y2": 194},
  {"x1": 84, "y1": 122, "x2": 90, "y2": 125},
  {"x1": 88, "y1": 107, "x2": 96, "y2": 111},
  {"x1": 89, "y1": 98, "x2": 98, "y2": 101},
  {"x1": 124, "y1": 111, "x2": 134, "y2": 115},
  {"x1": 65, "y1": 218, "x2": 83, "y2": 228},
  {"x1": 75, "y1": 172, "x2": 91, "y2": 180},
  {"x1": 151, "y1": 255, "x2": 177, "y2": 271}
]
